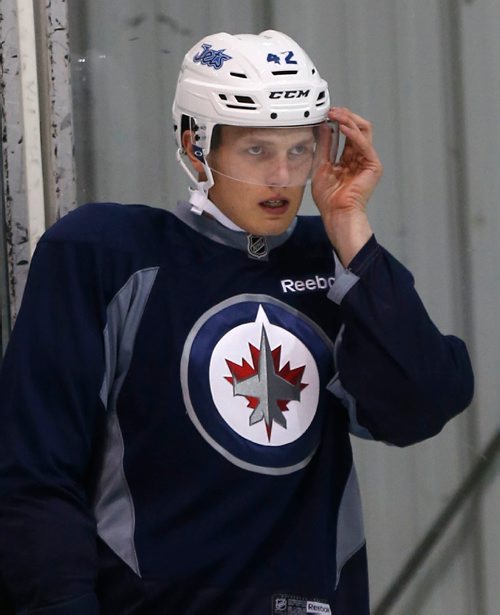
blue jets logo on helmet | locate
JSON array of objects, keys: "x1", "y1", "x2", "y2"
[
  {"x1": 193, "y1": 43, "x2": 232, "y2": 70},
  {"x1": 180, "y1": 295, "x2": 334, "y2": 475}
]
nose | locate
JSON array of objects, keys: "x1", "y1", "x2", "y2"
[{"x1": 264, "y1": 155, "x2": 291, "y2": 187}]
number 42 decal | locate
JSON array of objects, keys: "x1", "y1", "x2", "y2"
[{"x1": 266, "y1": 51, "x2": 298, "y2": 65}]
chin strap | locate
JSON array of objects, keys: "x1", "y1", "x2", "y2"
[
  {"x1": 188, "y1": 187, "x2": 270, "y2": 259},
  {"x1": 176, "y1": 147, "x2": 216, "y2": 193},
  {"x1": 188, "y1": 185, "x2": 246, "y2": 232},
  {"x1": 177, "y1": 147, "x2": 244, "y2": 232},
  {"x1": 179, "y1": 148, "x2": 269, "y2": 251}
]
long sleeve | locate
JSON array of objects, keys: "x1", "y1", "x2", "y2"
[
  {"x1": 327, "y1": 236, "x2": 474, "y2": 446},
  {"x1": 0, "y1": 239, "x2": 108, "y2": 613}
]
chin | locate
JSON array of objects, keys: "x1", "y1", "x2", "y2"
[{"x1": 250, "y1": 220, "x2": 293, "y2": 236}]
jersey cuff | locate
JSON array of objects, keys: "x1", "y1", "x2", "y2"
[
  {"x1": 16, "y1": 593, "x2": 99, "y2": 615},
  {"x1": 346, "y1": 234, "x2": 380, "y2": 275},
  {"x1": 327, "y1": 235, "x2": 379, "y2": 305}
]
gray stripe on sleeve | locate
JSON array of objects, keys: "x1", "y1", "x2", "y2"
[
  {"x1": 327, "y1": 251, "x2": 360, "y2": 305},
  {"x1": 335, "y1": 465, "x2": 366, "y2": 588},
  {"x1": 327, "y1": 325, "x2": 374, "y2": 440},
  {"x1": 95, "y1": 266, "x2": 159, "y2": 576}
]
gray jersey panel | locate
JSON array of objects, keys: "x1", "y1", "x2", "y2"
[
  {"x1": 95, "y1": 266, "x2": 159, "y2": 576},
  {"x1": 335, "y1": 465, "x2": 366, "y2": 588}
]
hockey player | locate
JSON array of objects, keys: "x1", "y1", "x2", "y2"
[{"x1": 0, "y1": 30, "x2": 473, "y2": 614}]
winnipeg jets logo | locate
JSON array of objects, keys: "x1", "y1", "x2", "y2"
[
  {"x1": 209, "y1": 306, "x2": 319, "y2": 447},
  {"x1": 226, "y1": 326, "x2": 307, "y2": 441},
  {"x1": 193, "y1": 43, "x2": 232, "y2": 70},
  {"x1": 181, "y1": 295, "x2": 333, "y2": 474}
]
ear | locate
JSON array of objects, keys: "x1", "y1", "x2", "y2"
[{"x1": 181, "y1": 131, "x2": 206, "y2": 176}]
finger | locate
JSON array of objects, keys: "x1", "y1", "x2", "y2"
[
  {"x1": 338, "y1": 120, "x2": 379, "y2": 163},
  {"x1": 329, "y1": 107, "x2": 373, "y2": 139},
  {"x1": 329, "y1": 107, "x2": 372, "y2": 130}
]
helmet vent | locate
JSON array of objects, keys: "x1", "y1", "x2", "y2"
[
  {"x1": 316, "y1": 91, "x2": 327, "y2": 107},
  {"x1": 219, "y1": 93, "x2": 258, "y2": 110},
  {"x1": 230, "y1": 72, "x2": 248, "y2": 79},
  {"x1": 235, "y1": 95, "x2": 255, "y2": 104},
  {"x1": 271, "y1": 70, "x2": 298, "y2": 76}
]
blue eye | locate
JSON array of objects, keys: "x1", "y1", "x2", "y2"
[{"x1": 247, "y1": 145, "x2": 264, "y2": 156}]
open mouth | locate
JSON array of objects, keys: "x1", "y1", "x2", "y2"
[{"x1": 259, "y1": 199, "x2": 290, "y2": 210}]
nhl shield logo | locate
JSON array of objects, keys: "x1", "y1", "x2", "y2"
[
  {"x1": 247, "y1": 234, "x2": 268, "y2": 259},
  {"x1": 181, "y1": 294, "x2": 334, "y2": 475}
]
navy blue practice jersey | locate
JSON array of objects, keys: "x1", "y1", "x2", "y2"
[{"x1": 0, "y1": 202, "x2": 473, "y2": 614}]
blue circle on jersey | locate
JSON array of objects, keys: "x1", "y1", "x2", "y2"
[{"x1": 180, "y1": 294, "x2": 334, "y2": 475}]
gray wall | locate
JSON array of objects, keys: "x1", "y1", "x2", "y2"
[{"x1": 62, "y1": 1, "x2": 500, "y2": 612}]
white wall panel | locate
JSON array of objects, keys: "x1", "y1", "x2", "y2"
[
  {"x1": 34, "y1": 0, "x2": 77, "y2": 226},
  {"x1": 1, "y1": 0, "x2": 45, "y2": 318},
  {"x1": 461, "y1": 1, "x2": 500, "y2": 613}
]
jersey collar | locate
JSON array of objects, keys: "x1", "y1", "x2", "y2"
[{"x1": 174, "y1": 199, "x2": 296, "y2": 261}]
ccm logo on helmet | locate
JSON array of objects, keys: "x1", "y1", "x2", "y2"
[{"x1": 270, "y1": 89, "x2": 310, "y2": 100}]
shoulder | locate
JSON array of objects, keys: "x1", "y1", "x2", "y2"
[
  {"x1": 30, "y1": 204, "x2": 181, "y2": 306},
  {"x1": 41, "y1": 203, "x2": 176, "y2": 254}
]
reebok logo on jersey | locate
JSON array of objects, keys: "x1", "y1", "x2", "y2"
[
  {"x1": 281, "y1": 275, "x2": 335, "y2": 294},
  {"x1": 307, "y1": 602, "x2": 332, "y2": 614},
  {"x1": 272, "y1": 594, "x2": 331, "y2": 614}
]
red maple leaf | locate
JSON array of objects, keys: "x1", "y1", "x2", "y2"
[{"x1": 225, "y1": 342, "x2": 308, "y2": 417}]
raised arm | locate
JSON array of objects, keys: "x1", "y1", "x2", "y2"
[
  {"x1": 327, "y1": 236, "x2": 474, "y2": 445},
  {"x1": 312, "y1": 107, "x2": 473, "y2": 445}
]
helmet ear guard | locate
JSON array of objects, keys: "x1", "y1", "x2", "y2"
[
  {"x1": 188, "y1": 123, "x2": 206, "y2": 163},
  {"x1": 191, "y1": 144, "x2": 205, "y2": 161},
  {"x1": 178, "y1": 116, "x2": 207, "y2": 160}
]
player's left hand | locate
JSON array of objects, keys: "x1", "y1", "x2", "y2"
[{"x1": 312, "y1": 107, "x2": 383, "y2": 264}]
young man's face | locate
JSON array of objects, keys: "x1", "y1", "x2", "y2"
[{"x1": 206, "y1": 125, "x2": 316, "y2": 236}]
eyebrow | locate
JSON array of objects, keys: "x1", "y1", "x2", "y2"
[{"x1": 238, "y1": 135, "x2": 316, "y2": 145}]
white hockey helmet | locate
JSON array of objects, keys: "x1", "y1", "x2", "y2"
[{"x1": 172, "y1": 30, "x2": 332, "y2": 188}]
